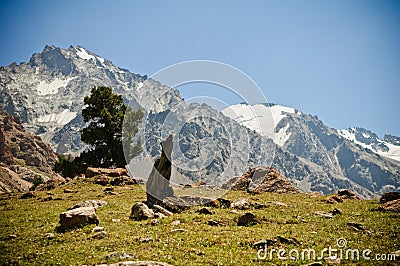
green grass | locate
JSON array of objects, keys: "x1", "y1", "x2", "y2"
[{"x1": 0, "y1": 179, "x2": 398, "y2": 265}]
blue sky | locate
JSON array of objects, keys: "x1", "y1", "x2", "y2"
[{"x1": 1, "y1": 0, "x2": 399, "y2": 137}]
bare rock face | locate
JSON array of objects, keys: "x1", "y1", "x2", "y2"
[
  {"x1": 58, "y1": 207, "x2": 99, "y2": 232},
  {"x1": 223, "y1": 166, "x2": 299, "y2": 194},
  {"x1": 0, "y1": 111, "x2": 62, "y2": 193},
  {"x1": 146, "y1": 135, "x2": 174, "y2": 205},
  {"x1": 0, "y1": 111, "x2": 57, "y2": 172}
]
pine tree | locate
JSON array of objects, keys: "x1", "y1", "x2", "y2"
[{"x1": 79, "y1": 86, "x2": 143, "y2": 168}]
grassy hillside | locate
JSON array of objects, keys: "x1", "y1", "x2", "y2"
[{"x1": 0, "y1": 178, "x2": 398, "y2": 265}]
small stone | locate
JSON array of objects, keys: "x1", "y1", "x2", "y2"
[
  {"x1": 347, "y1": 222, "x2": 366, "y2": 231},
  {"x1": 105, "y1": 251, "x2": 136, "y2": 260},
  {"x1": 231, "y1": 198, "x2": 251, "y2": 210},
  {"x1": 252, "y1": 239, "x2": 277, "y2": 249},
  {"x1": 277, "y1": 235, "x2": 301, "y2": 246},
  {"x1": 253, "y1": 202, "x2": 268, "y2": 209},
  {"x1": 170, "y1": 220, "x2": 181, "y2": 226},
  {"x1": 92, "y1": 226, "x2": 104, "y2": 233},
  {"x1": 112, "y1": 219, "x2": 121, "y2": 223},
  {"x1": 270, "y1": 201, "x2": 291, "y2": 207},
  {"x1": 196, "y1": 208, "x2": 213, "y2": 215},
  {"x1": 20, "y1": 191, "x2": 37, "y2": 199},
  {"x1": 8, "y1": 234, "x2": 17, "y2": 239},
  {"x1": 237, "y1": 213, "x2": 258, "y2": 226},
  {"x1": 63, "y1": 188, "x2": 74, "y2": 193},
  {"x1": 329, "y1": 208, "x2": 342, "y2": 216},
  {"x1": 92, "y1": 231, "x2": 107, "y2": 239},
  {"x1": 138, "y1": 236, "x2": 154, "y2": 243},
  {"x1": 68, "y1": 200, "x2": 108, "y2": 210},
  {"x1": 314, "y1": 211, "x2": 334, "y2": 219},
  {"x1": 44, "y1": 233, "x2": 55, "y2": 239},
  {"x1": 105, "y1": 191, "x2": 118, "y2": 195}
]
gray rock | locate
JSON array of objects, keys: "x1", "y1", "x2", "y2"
[
  {"x1": 58, "y1": 207, "x2": 99, "y2": 232},
  {"x1": 130, "y1": 202, "x2": 154, "y2": 221},
  {"x1": 105, "y1": 251, "x2": 136, "y2": 260}
]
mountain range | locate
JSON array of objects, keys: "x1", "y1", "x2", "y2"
[{"x1": 0, "y1": 45, "x2": 399, "y2": 198}]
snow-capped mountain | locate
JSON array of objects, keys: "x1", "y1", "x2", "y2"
[
  {"x1": 1, "y1": 45, "x2": 399, "y2": 198},
  {"x1": 223, "y1": 103, "x2": 400, "y2": 197},
  {"x1": 222, "y1": 103, "x2": 301, "y2": 146},
  {"x1": 338, "y1": 128, "x2": 400, "y2": 162},
  {"x1": 0, "y1": 45, "x2": 180, "y2": 155}
]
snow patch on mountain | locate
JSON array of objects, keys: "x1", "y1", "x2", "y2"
[
  {"x1": 37, "y1": 109, "x2": 77, "y2": 126},
  {"x1": 222, "y1": 103, "x2": 299, "y2": 146},
  {"x1": 76, "y1": 47, "x2": 105, "y2": 65},
  {"x1": 36, "y1": 78, "x2": 72, "y2": 96},
  {"x1": 338, "y1": 128, "x2": 400, "y2": 162}
]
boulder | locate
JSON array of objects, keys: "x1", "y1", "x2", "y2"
[
  {"x1": 130, "y1": 202, "x2": 154, "y2": 221},
  {"x1": 58, "y1": 207, "x2": 99, "y2": 232},
  {"x1": 223, "y1": 166, "x2": 299, "y2": 194},
  {"x1": 86, "y1": 167, "x2": 129, "y2": 178}
]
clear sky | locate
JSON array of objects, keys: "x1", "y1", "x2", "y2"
[{"x1": 1, "y1": 0, "x2": 399, "y2": 137}]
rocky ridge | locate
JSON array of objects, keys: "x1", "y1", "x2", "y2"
[{"x1": 0, "y1": 111, "x2": 62, "y2": 193}]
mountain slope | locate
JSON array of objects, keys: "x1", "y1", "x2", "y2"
[
  {"x1": 0, "y1": 111, "x2": 62, "y2": 193},
  {"x1": 1, "y1": 45, "x2": 399, "y2": 198},
  {"x1": 338, "y1": 127, "x2": 400, "y2": 162},
  {"x1": 223, "y1": 103, "x2": 400, "y2": 197}
]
